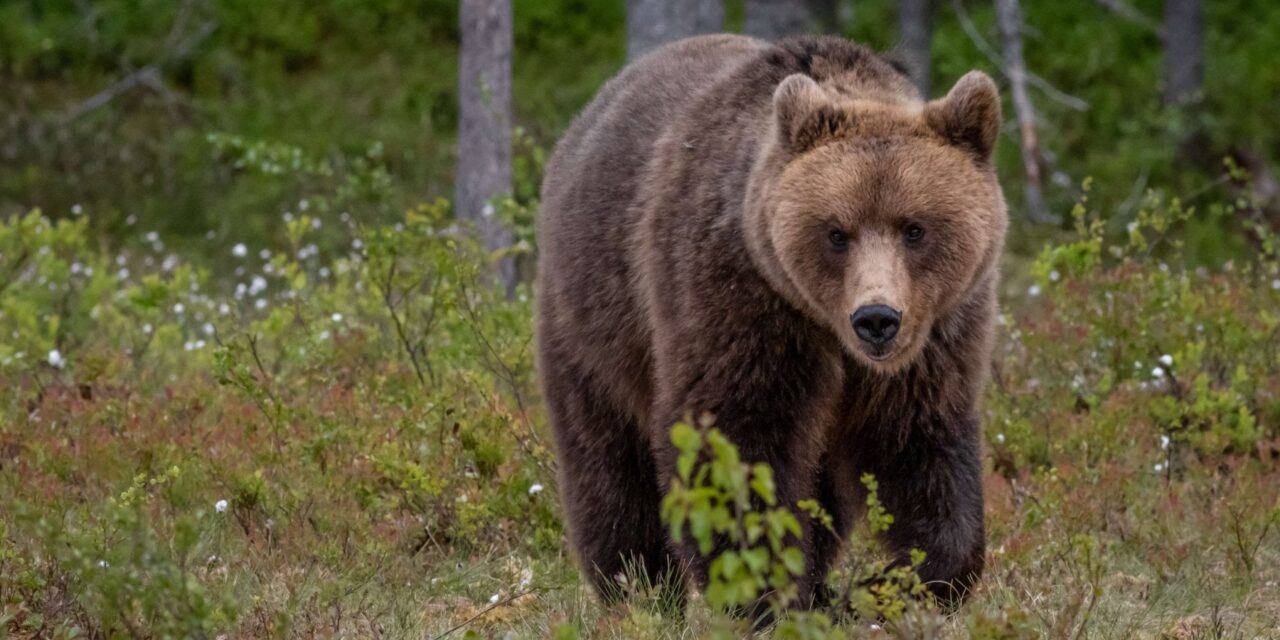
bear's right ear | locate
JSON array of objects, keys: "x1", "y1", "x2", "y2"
[{"x1": 773, "y1": 73, "x2": 845, "y2": 154}]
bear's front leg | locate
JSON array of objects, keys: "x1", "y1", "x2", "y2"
[
  {"x1": 647, "y1": 312, "x2": 844, "y2": 617},
  {"x1": 857, "y1": 411, "x2": 985, "y2": 606}
]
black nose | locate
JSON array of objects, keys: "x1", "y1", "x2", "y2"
[{"x1": 850, "y1": 304, "x2": 901, "y2": 346}]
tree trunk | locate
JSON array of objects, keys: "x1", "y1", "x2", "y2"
[
  {"x1": 457, "y1": 0, "x2": 515, "y2": 288},
  {"x1": 994, "y1": 0, "x2": 1052, "y2": 223},
  {"x1": 627, "y1": 0, "x2": 724, "y2": 61},
  {"x1": 1163, "y1": 0, "x2": 1202, "y2": 105},
  {"x1": 744, "y1": 0, "x2": 839, "y2": 40},
  {"x1": 898, "y1": 0, "x2": 932, "y2": 97}
]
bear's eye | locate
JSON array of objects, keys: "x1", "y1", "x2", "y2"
[
  {"x1": 904, "y1": 224, "x2": 926, "y2": 244},
  {"x1": 827, "y1": 229, "x2": 848, "y2": 250}
]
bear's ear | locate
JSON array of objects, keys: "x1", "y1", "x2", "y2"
[
  {"x1": 924, "y1": 71, "x2": 1001, "y2": 163},
  {"x1": 773, "y1": 73, "x2": 847, "y2": 154}
]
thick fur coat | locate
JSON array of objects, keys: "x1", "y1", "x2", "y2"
[{"x1": 536, "y1": 34, "x2": 1007, "y2": 608}]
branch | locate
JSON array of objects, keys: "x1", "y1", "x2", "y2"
[
  {"x1": 1092, "y1": 0, "x2": 1165, "y2": 37},
  {"x1": 951, "y1": 0, "x2": 1089, "y2": 112}
]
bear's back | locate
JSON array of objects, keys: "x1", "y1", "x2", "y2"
[{"x1": 536, "y1": 35, "x2": 767, "y2": 420}]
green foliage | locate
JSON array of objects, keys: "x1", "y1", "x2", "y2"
[{"x1": 661, "y1": 422, "x2": 806, "y2": 613}]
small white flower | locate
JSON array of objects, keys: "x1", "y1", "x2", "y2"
[
  {"x1": 162, "y1": 254, "x2": 178, "y2": 271},
  {"x1": 47, "y1": 349, "x2": 65, "y2": 368},
  {"x1": 1027, "y1": 284, "x2": 1041, "y2": 297},
  {"x1": 1048, "y1": 270, "x2": 1060, "y2": 282},
  {"x1": 255, "y1": 298, "x2": 268, "y2": 310},
  {"x1": 995, "y1": 433, "x2": 1005, "y2": 444},
  {"x1": 870, "y1": 624, "x2": 882, "y2": 632},
  {"x1": 143, "y1": 323, "x2": 153, "y2": 334},
  {"x1": 172, "y1": 302, "x2": 185, "y2": 314},
  {"x1": 1158, "y1": 354, "x2": 1173, "y2": 367},
  {"x1": 249, "y1": 276, "x2": 268, "y2": 296},
  {"x1": 207, "y1": 555, "x2": 220, "y2": 564},
  {"x1": 1151, "y1": 366, "x2": 1165, "y2": 379},
  {"x1": 97, "y1": 559, "x2": 109, "y2": 568},
  {"x1": 352, "y1": 238, "x2": 364, "y2": 250},
  {"x1": 299, "y1": 199, "x2": 309, "y2": 211},
  {"x1": 1153, "y1": 463, "x2": 1164, "y2": 473},
  {"x1": 145, "y1": 231, "x2": 159, "y2": 243},
  {"x1": 232, "y1": 243, "x2": 248, "y2": 258},
  {"x1": 215, "y1": 499, "x2": 229, "y2": 513},
  {"x1": 1126, "y1": 222, "x2": 1139, "y2": 233},
  {"x1": 319, "y1": 266, "x2": 331, "y2": 279},
  {"x1": 203, "y1": 322, "x2": 215, "y2": 336},
  {"x1": 311, "y1": 218, "x2": 321, "y2": 230},
  {"x1": 528, "y1": 483, "x2": 544, "y2": 496},
  {"x1": 219, "y1": 303, "x2": 231, "y2": 316},
  {"x1": 488, "y1": 593, "x2": 500, "y2": 604},
  {"x1": 71, "y1": 204, "x2": 83, "y2": 215},
  {"x1": 259, "y1": 249, "x2": 271, "y2": 260},
  {"x1": 482, "y1": 203, "x2": 496, "y2": 218},
  {"x1": 331, "y1": 312, "x2": 343, "y2": 323},
  {"x1": 1160, "y1": 435, "x2": 1170, "y2": 450},
  {"x1": 1272, "y1": 278, "x2": 1280, "y2": 291},
  {"x1": 117, "y1": 267, "x2": 130, "y2": 280}
]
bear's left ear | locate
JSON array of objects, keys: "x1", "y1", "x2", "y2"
[
  {"x1": 924, "y1": 71, "x2": 1001, "y2": 163},
  {"x1": 773, "y1": 73, "x2": 848, "y2": 154}
]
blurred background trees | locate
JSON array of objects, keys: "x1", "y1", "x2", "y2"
[{"x1": 0, "y1": 0, "x2": 1273, "y2": 275}]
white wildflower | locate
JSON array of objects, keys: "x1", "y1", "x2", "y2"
[
  {"x1": 488, "y1": 593, "x2": 500, "y2": 604},
  {"x1": 1153, "y1": 463, "x2": 1164, "y2": 473},
  {"x1": 1151, "y1": 366, "x2": 1165, "y2": 379},
  {"x1": 143, "y1": 323, "x2": 153, "y2": 334},
  {"x1": 172, "y1": 302, "x2": 185, "y2": 314},
  {"x1": 97, "y1": 559, "x2": 109, "y2": 568},
  {"x1": 1027, "y1": 284, "x2": 1041, "y2": 297},
  {"x1": 71, "y1": 203, "x2": 83, "y2": 216},
  {"x1": 203, "y1": 322, "x2": 215, "y2": 336},
  {"x1": 215, "y1": 499, "x2": 229, "y2": 513},
  {"x1": 255, "y1": 298, "x2": 268, "y2": 310},
  {"x1": 528, "y1": 483, "x2": 544, "y2": 496},
  {"x1": 47, "y1": 349, "x2": 65, "y2": 368},
  {"x1": 331, "y1": 312, "x2": 343, "y2": 323},
  {"x1": 259, "y1": 249, "x2": 271, "y2": 260},
  {"x1": 1158, "y1": 354, "x2": 1173, "y2": 367},
  {"x1": 1048, "y1": 270, "x2": 1060, "y2": 282},
  {"x1": 249, "y1": 276, "x2": 268, "y2": 296},
  {"x1": 232, "y1": 243, "x2": 248, "y2": 258},
  {"x1": 995, "y1": 433, "x2": 1005, "y2": 444},
  {"x1": 1160, "y1": 435, "x2": 1170, "y2": 450}
]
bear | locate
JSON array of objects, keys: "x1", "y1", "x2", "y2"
[{"x1": 536, "y1": 33, "x2": 1006, "y2": 612}]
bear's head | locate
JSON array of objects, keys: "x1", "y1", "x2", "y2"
[{"x1": 746, "y1": 70, "x2": 1008, "y2": 374}]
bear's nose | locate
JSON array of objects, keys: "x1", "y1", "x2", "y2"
[{"x1": 850, "y1": 304, "x2": 901, "y2": 346}]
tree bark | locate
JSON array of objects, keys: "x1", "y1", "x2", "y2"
[
  {"x1": 627, "y1": 0, "x2": 724, "y2": 61},
  {"x1": 457, "y1": 0, "x2": 515, "y2": 288},
  {"x1": 898, "y1": 0, "x2": 932, "y2": 97},
  {"x1": 994, "y1": 0, "x2": 1052, "y2": 223},
  {"x1": 1163, "y1": 0, "x2": 1203, "y2": 105},
  {"x1": 744, "y1": 0, "x2": 839, "y2": 40}
]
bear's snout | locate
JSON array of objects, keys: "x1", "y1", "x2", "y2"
[{"x1": 851, "y1": 304, "x2": 901, "y2": 347}]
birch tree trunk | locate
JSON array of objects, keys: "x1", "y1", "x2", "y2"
[
  {"x1": 627, "y1": 0, "x2": 724, "y2": 61},
  {"x1": 1163, "y1": 0, "x2": 1203, "y2": 105},
  {"x1": 898, "y1": 0, "x2": 932, "y2": 96},
  {"x1": 457, "y1": 0, "x2": 515, "y2": 288},
  {"x1": 994, "y1": 0, "x2": 1052, "y2": 223}
]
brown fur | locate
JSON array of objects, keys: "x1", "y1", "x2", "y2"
[{"x1": 537, "y1": 34, "x2": 1007, "y2": 611}]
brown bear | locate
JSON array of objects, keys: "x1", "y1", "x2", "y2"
[{"x1": 536, "y1": 34, "x2": 1006, "y2": 610}]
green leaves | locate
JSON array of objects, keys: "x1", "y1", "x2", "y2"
[{"x1": 660, "y1": 422, "x2": 806, "y2": 615}]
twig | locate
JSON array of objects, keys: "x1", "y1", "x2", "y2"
[
  {"x1": 1092, "y1": 0, "x2": 1165, "y2": 36},
  {"x1": 63, "y1": 19, "x2": 216, "y2": 121},
  {"x1": 429, "y1": 588, "x2": 538, "y2": 640},
  {"x1": 951, "y1": 0, "x2": 1089, "y2": 112}
]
